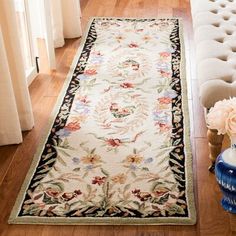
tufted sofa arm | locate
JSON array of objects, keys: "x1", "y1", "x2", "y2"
[
  {"x1": 191, "y1": 0, "x2": 236, "y2": 109},
  {"x1": 190, "y1": 0, "x2": 236, "y2": 171}
]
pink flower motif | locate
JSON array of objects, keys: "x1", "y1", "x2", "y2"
[
  {"x1": 158, "y1": 97, "x2": 172, "y2": 104},
  {"x1": 153, "y1": 188, "x2": 169, "y2": 197},
  {"x1": 92, "y1": 51, "x2": 102, "y2": 56},
  {"x1": 132, "y1": 189, "x2": 141, "y2": 194},
  {"x1": 158, "y1": 123, "x2": 171, "y2": 132},
  {"x1": 160, "y1": 70, "x2": 171, "y2": 78},
  {"x1": 128, "y1": 42, "x2": 138, "y2": 48},
  {"x1": 106, "y1": 138, "x2": 122, "y2": 147},
  {"x1": 159, "y1": 52, "x2": 171, "y2": 58},
  {"x1": 78, "y1": 95, "x2": 89, "y2": 104},
  {"x1": 74, "y1": 190, "x2": 82, "y2": 195},
  {"x1": 65, "y1": 122, "x2": 81, "y2": 131},
  {"x1": 132, "y1": 189, "x2": 152, "y2": 201},
  {"x1": 92, "y1": 176, "x2": 106, "y2": 185},
  {"x1": 61, "y1": 190, "x2": 82, "y2": 201},
  {"x1": 45, "y1": 187, "x2": 61, "y2": 198},
  {"x1": 136, "y1": 29, "x2": 144, "y2": 32},
  {"x1": 84, "y1": 69, "x2": 97, "y2": 76},
  {"x1": 120, "y1": 83, "x2": 134, "y2": 88},
  {"x1": 62, "y1": 193, "x2": 75, "y2": 201},
  {"x1": 38, "y1": 203, "x2": 46, "y2": 209}
]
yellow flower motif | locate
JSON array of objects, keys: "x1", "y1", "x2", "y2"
[
  {"x1": 81, "y1": 154, "x2": 102, "y2": 165},
  {"x1": 125, "y1": 154, "x2": 143, "y2": 164},
  {"x1": 116, "y1": 35, "x2": 125, "y2": 42},
  {"x1": 111, "y1": 173, "x2": 127, "y2": 184},
  {"x1": 71, "y1": 115, "x2": 87, "y2": 123},
  {"x1": 156, "y1": 103, "x2": 169, "y2": 110},
  {"x1": 143, "y1": 35, "x2": 151, "y2": 41}
]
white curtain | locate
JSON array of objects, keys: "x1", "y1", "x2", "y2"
[
  {"x1": 50, "y1": 0, "x2": 82, "y2": 48},
  {"x1": 0, "y1": 0, "x2": 34, "y2": 146}
]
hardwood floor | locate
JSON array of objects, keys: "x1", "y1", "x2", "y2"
[{"x1": 0, "y1": 0, "x2": 233, "y2": 235}]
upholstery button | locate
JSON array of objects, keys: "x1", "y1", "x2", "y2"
[
  {"x1": 212, "y1": 23, "x2": 220, "y2": 27},
  {"x1": 211, "y1": 9, "x2": 218, "y2": 14},
  {"x1": 220, "y1": 3, "x2": 226, "y2": 7},
  {"x1": 217, "y1": 56, "x2": 228, "y2": 61},
  {"x1": 215, "y1": 38, "x2": 224, "y2": 43},
  {"x1": 223, "y1": 16, "x2": 230, "y2": 21},
  {"x1": 226, "y1": 30, "x2": 233, "y2": 35}
]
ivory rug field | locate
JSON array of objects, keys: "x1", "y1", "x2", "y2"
[{"x1": 9, "y1": 18, "x2": 196, "y2": 225}]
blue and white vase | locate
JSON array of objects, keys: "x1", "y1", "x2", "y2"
[{"x1": 215, "y1": 136, "x2": 236, "y2": 213}]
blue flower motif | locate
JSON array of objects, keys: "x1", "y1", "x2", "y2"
[
  {"x1": 164, "y1": 89, "x2": 177, "y2": 99},
  {"x1": 74, "y1": 103, "x2": 90, "y2": 114},
  {"x1": 90, "y1": 56, "x2": 103, "y2": 64},
  {"x1": 153, "y1": 111, "x2": 168, "y2": 123},
  {"x1": 85, "y1": 165, "x2": 93, "y2": 170},
  {"x1": 74, "y1": 102, "x2": 83, "y2": 110},
  {"x1": 130, "y1": 164, "x2": 137, "y2": 170},
  {"x1": 77, "y1": 74, "x2": 89, "y2": 80},
  {"x1": 56, "y1": 128, "x2": 71, "y2": 137},
  {"x1": 167, "y1": 47, "x2": 175, "y2": 53},
  {"x1": 72, "y1": 157, "x2": 80, "y2": 164},
  {"x1": 83, "y1": 108, "x2": 90, "y2": 114},
  {"x1": 144, "y1": 157, "x2": 154, "y2": 163},
  {"x1": 157, "y1": 63, "x2": 170, "y2": 71}
]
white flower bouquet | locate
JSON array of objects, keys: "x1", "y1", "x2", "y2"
[{"x1": 207, "y1": 97, "x2": 236, "y2": 136}]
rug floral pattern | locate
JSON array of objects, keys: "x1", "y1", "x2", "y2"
[{"x1": 11, "y1": 18, "x2": 195, "y2": 224}]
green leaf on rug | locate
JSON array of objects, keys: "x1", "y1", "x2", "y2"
[
  {"x1": 31, "y1": 181, "x2": 41, "y2": 188},
  {"x1": 62, "y1": 138, "x2": 70, "y2": 148},
  {"x1": 141, "y1": 167, "x2": 149, "y2": 171},
  {"x1": 124, "y1": 184, "x2": 131, "y2": 192},
  {"x1": 169, "y1": 204, "x2": 185, "y2": 215},
  {"x1": 101, "y1": 168, "x2": 109, "y2": 176},
  {"x1": 57, "y1": 148, "x2": 71, "y2": 157},
  {"x1": 33, "y1": 193, "x2": 43, "y2": 200},
  {"x1": 170, "y1": 158, "x2": 182, "y2": 167},
  {"x1": 57, "y1": 155, "x2": 67, "y2": 166},
  {"x1": 33, "y1": 174, "x2": 47, "y2": 181},
  {"x1": 50, "y1": 182, "x2": 64, "y2": 191},
  {"x1": 48, "y1": 172, "x2": 55, "y2": 178},
  {"x1": 90, "y1": 148, "x2": 96, "y2": 154},
  {"x1": 157, "y1": 194, "x2": 169, "y2": 204},
  {"x1": 42, "y1": 152, "x2": 55, "y2": 161},
  {"x1": 131, "y1": 171, "x2": 137, "y2": 178},
  {"x1": 37, "y1": 167, "x2": 50, "y2": 174},
  {"x1": 43, "y1": 158, "x2": 56, "y2": 166}
]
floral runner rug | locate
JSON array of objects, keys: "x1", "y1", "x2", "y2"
[{"x1": 9, "y1": 17, "x2": 196, "y2": 225}]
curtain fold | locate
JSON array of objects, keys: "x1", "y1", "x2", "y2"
[
  {"x1": 0, "y1": 0, "x2": 34, "y2": 146},
  {"x1": 50, "y1": 0, "x2": 82, "y2": 48},
  {"x1": 0, "y1": 26, "x2": 22, "y2": 145},
  {"x1": 0, "y1": 0, "x2": 81, "y2": 145},
  {"x1": 50, "y1": 0, "x2": 64, "y2": 48}
]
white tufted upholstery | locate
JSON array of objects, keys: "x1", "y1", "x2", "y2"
[{"x1": 191, "y1": 0, "x2": 236, "y2": 108}]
